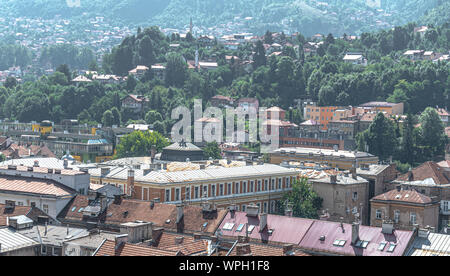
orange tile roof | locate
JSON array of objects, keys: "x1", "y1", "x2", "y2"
[
  {"x1": 371, "y1": 189, "x2": 433, "y2": 204},
  {"x1": 0, "y1": 175, "x2": 75, "y2": 197},
  {"x1": 94, "y1": 240, "x2": 181, "y2": 256},
  {"x1": 228, "y1": 243, "x2": 310, "y2": 256},
  {"x1": 396, "y1": 161, "x2": 450, "y2": 185},
  {"x1": 152, "y1": 232, "x2": 208, "y2": 256}
]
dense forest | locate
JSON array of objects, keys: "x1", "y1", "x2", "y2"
[{"x1": 0, "y1": 0, "x2": 447, "y2": 36}]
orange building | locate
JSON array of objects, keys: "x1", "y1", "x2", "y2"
[{"x1": 304, "y1": 104, "x2": 339, "y2": 130}]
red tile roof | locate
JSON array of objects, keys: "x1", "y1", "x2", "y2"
[
  {"x1": 94, "y1": 239, "x2": 181, "y2": 256},
  {"x1": 227, "y1": 243, "x2": 310, "y2": 256},
  {"x1": 59, "y1": 196, "x2": 227, "y2": 234},
  {"x1": 371, "y1": 189, "x2": 433, "y2": 204},
  {"x1": 151, "y1": 232, "x2": 208, "y2": 256},
  {"x1": 396, "y1": 161, "x2": 450, "y2": 184}
]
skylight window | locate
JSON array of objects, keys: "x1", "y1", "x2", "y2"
[
  {"x1": 378, "y1": 242, "x2": 387, "y2": 251},
  {"x1": 223, "y1": 222, "x2": 235, "y2": 231},
  {"x1": 247, "y1": 225, "x2": 255, "y2": 234},
  {"x1": 202, "y1": 222, "x2": 208, "y2": 228},
  {"x1": 236, "y1": 224, "x2": 245, "y2": 232},
  {"x1": 387, "y1": 243, "x2": 396, "y2": 252},
  {"x1": 78, "y1": 207, "x2": 84, "y2": 213},
  {"x1": 355, "y1": 240, "x2": 369, "y2": 248},
  {"x1": 333, "y1": 239, "x2": 346, "y2": 247},
  {"x1": 71, "y1": 206, "x2": 77, "y2": 212}
]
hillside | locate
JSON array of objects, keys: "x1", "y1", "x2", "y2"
[{"x1": 0, "y1": 0, "x2": 444, "y2": 36}]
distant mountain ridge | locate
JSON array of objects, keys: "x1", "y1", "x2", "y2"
[{"x1": 0, "y1": 0, "x2": 445, "y2": 36}]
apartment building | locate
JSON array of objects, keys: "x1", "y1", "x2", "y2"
[{"x1": 88, "y1": 163, "x2": 298, "y2": 213}]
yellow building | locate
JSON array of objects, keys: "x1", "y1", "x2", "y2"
[{"x1": 88, "y1": 162, "x2": 298, "y2": 214}]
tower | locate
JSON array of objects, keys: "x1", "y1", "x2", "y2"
[
  {"x1": 195, "y1": 49, "x2": 199, "y2": 69},
  {"x1": 189, "y1": 17, "x2": 193, "y2": 34}
]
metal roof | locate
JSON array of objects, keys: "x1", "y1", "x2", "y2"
[
  {"x1": 406, "y1": 233, "x2": 450, "y2": 256},
  {"x1": 89, "y1": 164, "x2": 297, "y2": 185},
  {"x1": 0, "y1": 227, "x2": 39, "y2": 253}
]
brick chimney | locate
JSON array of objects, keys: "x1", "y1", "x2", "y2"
[
  {"x1": 283, "y1": 244, "x2": 294, "y2": 255},
  {"x1": 175, "y1": 236, "x2": 184, "y2": 245},
  {"x1": 114, "y1": 234, "x2": 128, "y2": 253},
  {"x1": 238, "y1": 235, "x2": 249, "y2": 243},
  {"x1": 127, "y1": 169, "x2": 135, "y2": 198},
  {"x1": 176, "y1": 204, "x2": 184, "y2": 233},
  {"x1": 236, "y1": 244, "x2": 251, "y2": 256}
]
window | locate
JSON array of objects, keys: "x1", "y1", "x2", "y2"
[
  {"x1": 41, "y1": 245, "x2": 47, "y2": 255},
  {"x1": 256, "y1": 203, "x2": 261, "y2": 213},
  {"x1": 223, "y1": 223, "x2": 235, "y2": 231},
  {"x1": 31, "y1": 202, "x2": 36, "y2": 207},
  {"x1": 352, "y1": 192, "x2": 358, "y2": 201},
  {"x1": 444, "y1": 201, "x2": 449, "y2": 212},
  {"x1": 43, "y1": 204, "x2": 49, "y2": 214},
  {"x1": 211, "y1": 184, "x2": 216, "y2": 197},
  {"x1": 286, "y1": 177, "x2": 290, "y2": 188},
  {"x1": 394, "y1": 210, "x2": 400, "y2": 223},
  {"x1": 17, "y1": 202, "x2": 23, "y2": 206},
  {"x1": 219, "y1": 184, "x2": 224, "y2": 196},
  {"x1": 378, "y1": 242, "x2": 387, "y2": 251},
  {"x1": 227, "y1": 183, "x2": 232, "y2": 195},
  {"x1": 175, "y1": 188, "x2": 180, "y2": 201},
  {"x1": 333, "y1": 239, "x2": 346, "y2": 247},
  {"x1": 236, "y1": 224, "x2": 245, "y2": 232},
  {"x1": 242, "y1": 205, "x2": 247, "y2": 212},
  {"x1": 243, "y1": 182, "x2": 247, "y2": 193},
  {"x1": 235, "y1": 182, "x2": 240, "y2": 194},
  {"x1": 355, "y1": 240, "x2": 369, "y2": 249},
  {"x1": 387, "y1": 243, "x2": 396, "y2": 253},
  {"x1": 263, "y1": 202, "x2": 268, "y2": 213},
  {"x1": 271, "y1": 201, "x2": 276, "y2": 213},
  {"x1": 250, "y1": 181, "x2": 254, "y2": 193},
  {"x1": 247, "y1": 225, "x2": 255, "y2": 234},
  {"x1": 410, "y1": 212, "x2": 416, "y2": 225},
  {"x1": 165, "y1": 189, "x2": 171, "y2": 202},
  {"x1": 203, "y1": 185, "x2": 208, "y2": 197},
  {"x1": 376, "y1": 209, "x2": 382, "y2": 219},
  {"x1": 194, "y1": 186, "x2": 199, "y2": 199},
  {"x1": 264, "y1": 180, "x2": 268, "y2": 191},
  {"x1": 257, "y1": 180, "x2": 261, "y2": 192},
  {"x1": 271, "y1": 179, "x2": 275, "y2": 190},
  {"x1": 186, "y1": 187, "x2": 191, "y2": 200},
  {"x1": 278, "y1": 178, "x2": 282, "y2": 190}
]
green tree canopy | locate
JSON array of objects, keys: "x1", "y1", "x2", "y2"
[{"x1": 115, "y1": 130, "x2": 169, "y2": 159}]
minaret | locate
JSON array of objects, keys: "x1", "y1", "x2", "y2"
[
  {"x1": 189, "y1": 17, "x2": 193, "y2": 34},
  {"x1": 195, "y1": 49, "x2": 199, "y2": 69}
]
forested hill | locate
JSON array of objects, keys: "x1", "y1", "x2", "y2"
[{"x1": 0, "y1": 0, "x2": 445, "y2": 36}]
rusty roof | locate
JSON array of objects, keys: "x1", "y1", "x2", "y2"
[
  {"x1": 94, "y1": 239, "x2": 181, "y2": 256},
  {"x1": 0, "y1": 175, "x2": 75, "y2": 197}
]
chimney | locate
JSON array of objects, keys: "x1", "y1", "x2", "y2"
[
  {"x1": 113, "y1": 194, "x2": 122, "y2": 204},
  {"x1": 284, "y1": 203, "x2": 293, "y2": 217},
  {"x1": 114, "y1": 234, "x2": 128, "y2": 252},
  {"x1": 151, "y1": 227, "x2": 164, "y2": 241},
  {"x1": 259, "y1": 213, "x2": 267, "y2": 232},
  {"x1": 176, "y1": 205, "x2": 184, "y2": 224},
  {"x1": 193, "y1": 233, "x2": 202, "y2": 240},
  {"x1": 236, "y1": 244, "x2": 251, "y2": 256},
  {"x1": 350, "y1": 168, "x2": 357, "y2": 180},
  {"x1": 382, "y1": 220, "x2": 394, "y2": 234},
  {"x1": 63, "y1": 158, "x2": 68, "y2": 169},
  {"x1": 101, "y1": 167, "x2": 110, "y2": 175},
  {"x1": 246, "y1": 204, "x2": 259, "y2": 217},
  {"x1": 238, "y1": 236, "x2": 249, "y2": 244},
  {"x1": 283, "y1": 244, "x2": 294, "y2": 255},
  {"x1": 33, "y1": 160, "x2": 39, "y2": 167},
  {"x1": 351, "y1": 222, "x2": 360, "y2": 245},
  {"x1": 396, "y1": 186, "x2": 401, "y2": 192},
  {"x1": 44, "y1": 222, "x2": 48, "y2": 236},
  {"x1": 127, "y1": 169, "x2": 135, "y2": 198},
  {"x1": 408, "y1": 168, "x2": 413, "y2": 181},
  {"x1": 175, "y1": 236, "x2": 184, "y2": 245},
  {"x1": 330, "y1": 174, "x2": 337, "y2": 183}
]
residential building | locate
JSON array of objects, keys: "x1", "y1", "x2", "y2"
[
  {"x1": 237, "y1": 98, "x2": 259, "y2": 112},
  {"x1": 0, "y1": 203, "x2": 55, "y2": 226},
  {"x1": 310, "y1": 172, "x2": 370, "y2": 225},
  {"x1": 356, "y1": 163, "x2": 399, "y2": 197},
  {"x1": 63, "y1": 230, "x2": 118, "y2": 256},
  {"x1": 370, "y1": 188, "x2": 440, "y2": 231},
  {"x1": 303, "y1": 103, "x2": 339, "y2": 130},
  {"x1": 151, "y1": 64, "x2": 166, "y2": 79},
  {"x1": 391, "y1": 161, "x2": 450, "y2": 232},
  {"x1": 87, "y1": 163, "x2": 297, "y2": 212},
  {"x1": 210, "y1": 95, "x2": 234, "y2": 108},
  {"x1": 270, "y1": 147, "x2": 379, "y2": 170},
  {"x1": 128, "y1": 65, "x2": 149, "y2": 77},
  {"x1": 121, "y1": 94, "x2": 149, "y2": 114},
  {"x1": 160, "y1": 141, "x2": 205, "y2": 162},
  {"x1": 358, "y1": 102, "x2": 404, "y2": 115},
  {"x1": 343, "y1": 53, "x2": 367, "y2": 66}
]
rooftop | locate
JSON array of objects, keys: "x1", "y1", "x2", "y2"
[
  {"x1": 272, "y1": 147, "x2": 376, "y2": 159},
  {"x1": 94, "y1": 239, "x2": 181, "y2": 256},
  {"x1": 395, "y1": 161, "x2": 450, "y2": 186},
  {"x1": 406, "y1": 232, "x2": 450, "y2": 256},
  {"x1": 0, "y1": 175, "x2": 75, "y2": 197},
  {"x1": 0, "y1": 227, "x2": 39, "y2": 253},
  {"x1": 371, "y1": 189, "x2": 434, "y2": 204}
]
